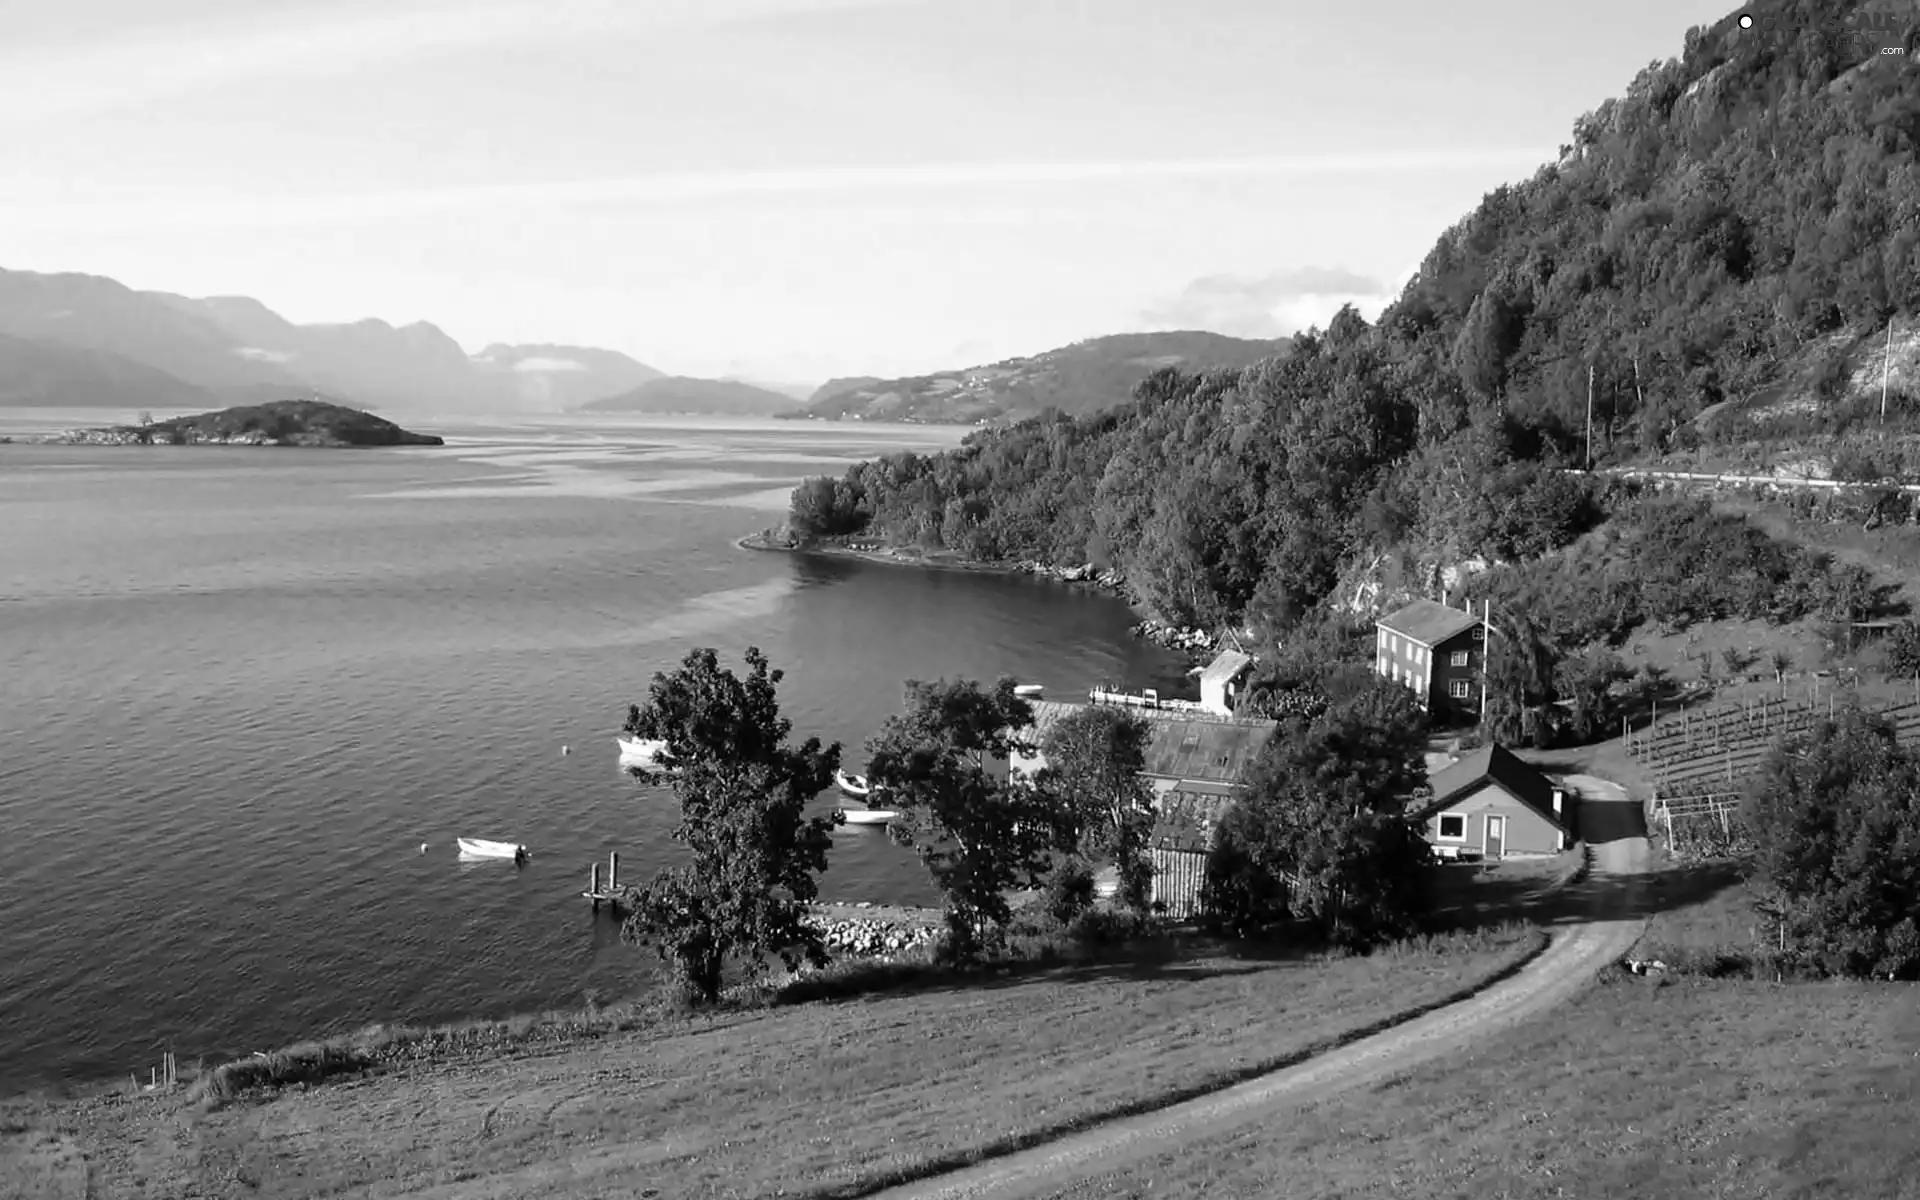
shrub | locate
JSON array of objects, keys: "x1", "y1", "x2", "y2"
[
  {"x1": 1068, "y1": 906, "x2": 1155, "y2": 946},
  {"x1": 1044, "y1": 857, "x2": 1098, "y2": 926}
]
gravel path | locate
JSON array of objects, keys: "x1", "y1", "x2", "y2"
[{"x1": 875, "y1": 781, "x2": 1650, "y2": 1200}]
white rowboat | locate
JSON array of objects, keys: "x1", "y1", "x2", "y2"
[
  {"x1": 835, "y1": 769, "x2": 872, "y2": 798},
  {"x1": 1013, "y1": 684, "x2": 1044, "y2": 697},
  {"x1": 457, "y1": 838, "x2": 527, "y2": 859},
  {"x1": 837, "y1": 808, "x2": 899, "y2": 826}
]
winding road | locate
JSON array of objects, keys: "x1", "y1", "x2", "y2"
[{"x1": 873, "y1": 775, "x2": 1652, "y2": 1200}]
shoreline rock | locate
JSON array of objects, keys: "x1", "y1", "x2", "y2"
[{"x1": 737, "y1": 530, "x2": 1183, "y2": 638}]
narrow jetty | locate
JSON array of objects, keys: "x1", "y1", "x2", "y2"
[{"x1": 583, "y1": 851, "x2": 627, "y2": 911}]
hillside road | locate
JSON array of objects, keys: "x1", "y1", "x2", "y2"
[{"x1": 873, "y1": 777, "x2": 1651, "y2": 1200}]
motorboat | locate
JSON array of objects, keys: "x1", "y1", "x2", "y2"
[
  {"x1": 457, "y1": 838, "x2": 528, "y2": 861},
  {"x1": 1013, "y1": 684, "x2": 1044, "y2": 697},
  {"x1": 617, "y1": 735, "x2": 678, "y2": 774},
  {"x1": 837, "y1": 808, "x2": 900, "y2": 826},
  {"x1": 835, "y1": 769, "x2": 874, "y2": 798}
]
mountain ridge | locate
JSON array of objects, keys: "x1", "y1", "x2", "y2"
[{"x1": 794, "y1": 331, "x2": 1290, "y2": 425}]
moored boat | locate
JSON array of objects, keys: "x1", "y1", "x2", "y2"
[
  {"x1": 617, "y1": 735, "x2": 679, "y2": 774},
  {"x1": 1013, "y1": 684, "x2": 1044, "y2": 697},
  {"x1": 457, "y1": 838, "x2": 528, "y2": 860},
  {"x1": 836, "y1": 808, "x2": 899, "y2": 826},
  {"x1": 835, "y1": 769, "x2": 872, "y2": 798}
]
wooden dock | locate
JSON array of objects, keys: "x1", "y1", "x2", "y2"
[{"x1": 583, "y1": 851, "x2": 627, "y2": 911}]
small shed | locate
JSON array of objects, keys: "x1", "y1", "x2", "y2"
[
  {"x1": 1411, "y1": 744, "x2": 1572, "y2": 859},
  {"x1": 1147, "y1": 784, "x2": 1238, "y2": 919}
]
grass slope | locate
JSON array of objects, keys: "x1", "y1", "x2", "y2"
[
  {"x1": 0, "y1": 927, "x2": 1538, "y2": 1199},
  {"x1": 1053, "y1": 979, "x2": 1920, "y2": 1199}
]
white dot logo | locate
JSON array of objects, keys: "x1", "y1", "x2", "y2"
[{"x1": 1738, "y1": 13, "x2": 1754, "y2": 27}]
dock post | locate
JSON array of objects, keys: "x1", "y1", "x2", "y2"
[
  {"x1": 609, "y1": 851, "x2": 619, "y2": 891},
  {"x1": 589, "y1": 863, "x2": 601, "y2": 909}
]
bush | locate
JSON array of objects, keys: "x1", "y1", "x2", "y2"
[
  {"x1": 1044, "y1": 858, "x2": 1098, "y2": 926},
  {"x1": 1068, "y1": 906, "x2": 1155, "y2": 946}
]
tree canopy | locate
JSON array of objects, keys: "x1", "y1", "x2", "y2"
[
  {"x1": 1743, "y1": 708, "x2": 1920, "y2": 979},
  {"x1": 787, "y1": 1, "x2": 1919, "y2": 647},
  {"x1": 1203, "y1": 678, "x2": 1434, "y2": 948},
  {"x1": 864, "y1": 678, "x2": 1052, "y2": 957},
  {"x1": 618, "y1": 647, "x2": 841, "y2": 1003}
]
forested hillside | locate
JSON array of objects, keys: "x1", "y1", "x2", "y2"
[{"x1": 787, "y1": 0, "x2": 1920, "y2": 637}]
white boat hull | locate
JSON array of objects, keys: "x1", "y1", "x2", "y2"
[
  {"x1": 617, "y1": 735, "x2": 679, "y2": 774},
  {"x1": 457, "y1": 838, "x2": 525, "y2": 859},
  {"x1": 837, "y1": 809, "x2": 899, "y2": 825},
  {"x1": 1013, "y1": 684, "x2": 1044, "y2": 697},
  {"x1": 834, "y1": 769, "x2": 871, "y2": 798}
]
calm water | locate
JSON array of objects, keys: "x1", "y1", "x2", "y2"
[{"x1": 0, "y1": 414, "x2": 1188, "y2": 1093}]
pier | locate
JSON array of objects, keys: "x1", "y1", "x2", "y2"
[{"x1": 583, "y1": 850, "x2": 628, "y2": 911}]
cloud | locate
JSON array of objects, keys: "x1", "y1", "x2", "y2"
[
  {"x1": 0, "y1": 150, "x2": 1552, "y2": 234},
  {"x1": 1138, "y1": 267, "x2": 1414, "y2": 339},
  {"x1": 0, "y1": 0, "x2": 908, "y2": 123}
]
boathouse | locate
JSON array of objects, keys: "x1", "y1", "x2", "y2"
[
  {"x1": 1146, "y1": 783, "x2": 1239, "y2": 919},
  {"x1": 1410, "y1": 744, "x2": 1573, "y2": 860}
]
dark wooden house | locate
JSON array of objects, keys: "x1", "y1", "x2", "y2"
[
  {"x1": 1146, "y1": 783, "x2": 1239, "y2": 919},
  {"x1": 1375, "y1": 597, "x2": 1486, "y2": 726}
]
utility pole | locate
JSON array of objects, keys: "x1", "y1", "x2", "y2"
[
  {"x1": 1479, "y1": 598, "x2": 1491, "y2": 726},
  {"x1": 1586, "y1": 363, "x2": 1596, "y2": 470},
  {"x1": 1883, "y1": 316, "x2": 1896, "y2": 422}
]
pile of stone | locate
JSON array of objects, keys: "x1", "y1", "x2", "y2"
[
  {"x1": 1014, "y1": 560, "x2": 1127, "y2": 592},
  {"x1": 1130, "y1": 619, "x2": 1218, "y2": 653},
  {"x1": 804, "y1": 913, "x2": 939, "y2": 960}
]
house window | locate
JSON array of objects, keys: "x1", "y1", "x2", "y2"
[
  {"x1": 1450, "y1": 680, "x2": 1470, "y2": 699},
  {"x1": 1379, "y1": 655, "x2": 1389, "y2": 674},
  {"x1": 1437, "y1": 814, "x2": 1466, "y2": 840},
  {"x1": 1450, "y1": 650, "x2": 1468, "y2": 667}
]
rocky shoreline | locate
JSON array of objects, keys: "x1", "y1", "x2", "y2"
[
  {"x1": 804, "y1": 902, "x2": 942, "y2": 960},
  {"x1": 738, "y1": 529, "x2": 1221, "y2": 656}
]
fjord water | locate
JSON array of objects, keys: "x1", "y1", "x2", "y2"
[{"x1": 0, "y1": 415, "x2": 1190, "y2": 1094}]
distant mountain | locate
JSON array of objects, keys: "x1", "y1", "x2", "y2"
[
  {"x1": 0, "y1": 332, "x2": 218, "y2": 409},
  {"x1": 0, "y1": 269, "x2": 306, "y2": 391},
  {"x1": 799, "y1": 332, "x2": 1287, "y2": 424},
  {"x1": 721, "y1": 376, "x2": 818, "y2": 402},
  {"x1": 473, "y1": 344, "x2": 665, "y2": 412},
  {"x1": 805, "y1": 376, "x2": 885, "y2": 407},
  {"x1": 158, "y1": 293, "x2": 481, "y2": 411},
  {"x1": 578, "y1": 376, "x2": 803, "y2": 416}
]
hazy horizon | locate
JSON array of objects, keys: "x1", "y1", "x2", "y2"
[{"x1": 2, "y1": 0, "x2": 1734, "y2": 383}]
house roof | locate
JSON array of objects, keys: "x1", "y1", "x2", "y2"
[
  {"x1": 1018, "y1": 700, "x2": 1278, "y2": 786},
  {"x1": 1412, "y1": 744, "x2": 1567, "y2": 831},
  {"x1": 1199, "y1": 650, "x2": 1254, "y2": 687},
  {"x1": 1150, "y1": 787, "x2": 1237, "y2": 853},
  {"x1": 1377, "y1": 599, "x2": 1480, "y2": 647}
]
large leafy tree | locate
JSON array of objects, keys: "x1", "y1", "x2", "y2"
[
  {"x1": 1743, "y1": 709, "x2": 1920, "y2": 979},
  {"x1": 866, "y1": 678, "x2": 1052, "y2": 958},
  {"x1": 1204, "y1": 679, "x2": 1432, "y2": 948},
  {"x1": 618, "y1": 647, "x2": 841, "y2": 1003},
  {"x1": 1036, "y1": 705, "x2": 1157, "y2": 911}
]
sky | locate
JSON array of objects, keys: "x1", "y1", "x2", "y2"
[{"x1": 0, "y1": 0, "x2": 1739, "y2": 383}]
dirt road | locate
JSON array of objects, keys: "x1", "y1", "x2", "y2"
[{"x1": 875, "y1": 780, "x2": 1651, "y2": 1200}]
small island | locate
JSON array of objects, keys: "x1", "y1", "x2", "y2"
[{"x1": 42, "y1": 400, "x2": 445, "y2": 447}]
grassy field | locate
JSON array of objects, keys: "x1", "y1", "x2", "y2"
[
  {"x1": 1052, "y1": 977, "x2": 1920, "y2": 1199},
  {"x1": 0, "y1": 925, "x2": 1542, "y2": 1200}
]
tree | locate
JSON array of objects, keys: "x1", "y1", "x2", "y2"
[
  {"x1": 617, "y1": 647, "x2": 841, "y2": 1004},
  {"x1": 1035, "y1": 705, "x2": 1157, "y2": 911},
  {"x1": 1770, "y1": 647, "x2": 1796, "y2": 687},
  {"x1": 1204, "y1": 679, "x2": 1433, "y2": 948},
  {"x1": 1743, "y1": 709, "x2": 1920, "y2": 979},
  {"x1": 1553, "y1": 647, "x2": 1629, "y2": 744},
  {"x1": 866, "y1": 678, "x2": 1052, "y2": 958}
]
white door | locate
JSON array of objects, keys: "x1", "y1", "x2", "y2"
[{"x1": 1484, "y1": 814, "x2": 1506, "y2": 859}]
